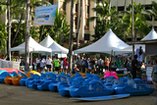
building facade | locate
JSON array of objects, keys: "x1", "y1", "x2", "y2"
[
  {"x1": 111, "y1": 0, "x2": 157, "y2": 28},
  {"x1": 53, "y1": 0, "x2": 96, "y2": 42},
  {"x1": 52, "y1": 0, "x2": 157, "y2": 43}
]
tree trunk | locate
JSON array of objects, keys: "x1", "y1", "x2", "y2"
[
  {"x1": 76, "y1": 0, "x2": 81, "y2": 48},
  {"x1": 39, "y1": 26, "x2": 44, "y2": 41},
  {"x1": 124, "y1": 0, "x2": 127, "y2": 11},
  {"x1": 131, "y1": 0, "x2": 135, "y2": 57},
  {"x1": 108, "y1": 0, "x2": 111, "y2": 13},
  {"x1": 152, "y1": 16, "x2": 154, "y2": 28},
  {"x1": 25, "y1": 0, "x2": 30, "y2": 71},
  {"x1": 81, "y1": 0, "x2": 85, "y2": 40},
  {"x1": 7, "y1": 0, "x2": 11, "y2": 61},
  {"x1": 68, "y1": 0, "x2": 74, "y2": 72}
]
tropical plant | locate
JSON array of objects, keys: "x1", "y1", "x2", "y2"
[
  {"x1": 0, "y1": 1, "x2": 7, "y2": 54},
  {"x1": 151, "y1": 1, "x2": 157, "y2": 20},
  {"x1": 118, "y1": 2, "x2": 150, "y2": 41},
  {"x1": 90, "y1": 0, "x2": 119, "y2": 41},
  {"x1": 146, "y1": 1, "x2": 157, "y2": 27},
  {"x1": 0, "y1": 24, "x2": 7, "y2": 53},
  {"x1": 49, "y1": 10, "x2": 70, "y2": 45},
  {"x1": 11, "y1": 0, "x2": 51, "y2": 46}
]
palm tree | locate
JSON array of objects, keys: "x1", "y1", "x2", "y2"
[
  {"x1": 0, "y1": 24, "x2": 7, "y2": 54},
  {"x1": 146, "y1": 1, "x2": 157, "y2": 28},
  {"x1": 68, "y1": 0, "x2": 74, "y2": 72},
  {"x1": 118, "y1": 2, "x2": 149, "y2": 41},
  {"x1": 76, "y1": 0, "x2": 81, "y2": 48},
  {"x1": 7, "y1": 0, "x2": 11, "y2": 61},
  {"x1": 25, "y1": 0, "x2": 31, "y2": 71},
  {"x1": 90, "y1": 0, "x2": 118, "y2": 41},
  {"x1": 131, "y1": 0, "x2": 135, "y2": 56},
  {"x1": 48, "y1": 10, "x2": 70, "y2": 45},
  {"x1": 0, "y1": 0, "x2": 7, "y2": 56}
]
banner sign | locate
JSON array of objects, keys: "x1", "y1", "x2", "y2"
[
  {"x1": 0, "y1": 59, "x2": 20, "y2": 70},
  {"x1": 146, "y1": 66, "x2": 153, "y2": 81},
  {"x1": 34, "y1": 5, "x2": 57, "y2": 25}
]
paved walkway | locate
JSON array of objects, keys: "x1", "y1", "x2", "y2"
[{"x1": 0, "y1": 84, "x2": 157, "y2": 105}]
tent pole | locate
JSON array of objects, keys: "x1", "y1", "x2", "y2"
[
  {"x1": 109, "y1": 50, "x2": 113, "y2": 71},
  {"x1": 30, "y1": 52, "x2": 32, "y2": 70}
]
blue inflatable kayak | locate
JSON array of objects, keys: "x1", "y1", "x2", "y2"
[{"x1": 71, "y1": 94, "x2": 130, "y2": 101}]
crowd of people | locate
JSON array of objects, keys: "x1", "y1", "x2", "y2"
[
  {"x1": 18, "y1": 46, "x2": 157, "y2": 89},
  {"x1": 31, "y1": 55, "x2": 69, "y2": 73},
  {"x1": 25, "y1": 54, "x2": 129, "y2": 76}
]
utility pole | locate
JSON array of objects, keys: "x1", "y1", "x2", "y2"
[
  {"x1": 131, "y1": 0, "x2": 135, "y2": 57},
  {"x1": 68, "y1": 0, "x2": 74, "y2": 72},
  {"x1": 25, "y1": 0, "x2": 30, "y2": 71},
  {"x1": 7, "y1": 0, "x2": 11, "y2": 61}
]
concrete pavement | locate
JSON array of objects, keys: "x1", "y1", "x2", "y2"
[{"x1": 0, "y1": 84, "x2": 157, "y2": 105}]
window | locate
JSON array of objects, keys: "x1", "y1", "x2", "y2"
[
  {"x1": 144, "y1": 4, "x2": 152, "y2": 10},
  {"x1": 84, "y1": 34, "x2": 90, "y2": 40},
  {"x1": 118, "y1": 6, "x2": 124, "y2": 11}
]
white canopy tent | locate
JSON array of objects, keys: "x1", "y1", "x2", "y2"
[
  {"x1": 74, "y1": 29, "x2": 130, "y2": 54},
  {"x1": 49, "y1": 42, "x2": 69, "y2": 54},
  {"x1": 39, "y1": 35, "x2": 69, "y2": 57},
  {"x1": 140, "y1": 28, "x2": 157, "y2": 56},
  {"x1": 141, "y1": 28, "x2": 157, "y2": 41},
  {"x1": 118, "y1": 28, "x2": 157, "y2": 54},
  {"x1": 10, "y1": 36, "x2": 52, "y2": 53},
  {"x1": 39, "y1": 35, "x2": 54, "y2": 47}
]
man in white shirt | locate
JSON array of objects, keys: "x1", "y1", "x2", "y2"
[
  {"x1": 40, "y1": 57, "x2": 46, "y2": 72},
  {"x1": 46, "y1": 55, "x2": 52, "y2": 72},
  {"x1": 136, "y1": 46, "x2": 144, "y2": 65}
]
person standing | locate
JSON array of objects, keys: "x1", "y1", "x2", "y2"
[
  {"x1": 53, "y1": 56, "x2": 60, "y2": 73},
  {"x1": 136, "y1": 46, "x2": 144, "y2": 65},
  {"x1": 152, "y1": 59, "x2": 157, "y2": 89},
  {"x1": 39, "y1": 57, "x2": 46, "y2": 73},
  {"x1": 63, "y1": 58, "x2": 69, "y2": 73},
  {"x1": 104, "y1": 57, "x2": 110, "y2": 70},
  {"x1": 131, "y1": 55, "x2": 140, "y2": 78},
  {"x1": 46, "y1": 55, "x2": 52, "y2": 72},
  {"x1": 81, "y1": 57, "x2": 88, "y2": 73}
]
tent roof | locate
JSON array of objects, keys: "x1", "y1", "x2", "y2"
[
  {"x1": 40, "y1": 35, "x2": 69, "y2": 54},
  {"x1": 74, "y1": 29, "x2": 129, "y2": 54},
  {"x1": 10, "y1": 36, "x2": 52, "y2": 52},
  {"x1": 49, "y1": 42, "x2": 69, "y2": 54},
  {"x1": 39, "y1": 35, "x2": 54, "y2": 47},
  {"x1": 141, "y1": 28, "x2": 157, "y2": 41}
]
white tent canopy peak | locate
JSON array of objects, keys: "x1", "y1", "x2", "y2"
[
  {"x1": 141, "y1": 28, "x2": 157, "y2": 41},
  {"x1": 10, "y1": 36, "x2": 52, "y2": 52},
  {"x1": 74, "y1": 29, "x2": 129, "y2": 54},
  {"x1": 39, "y1": 35, "x2": 69, "y2": 54}
]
